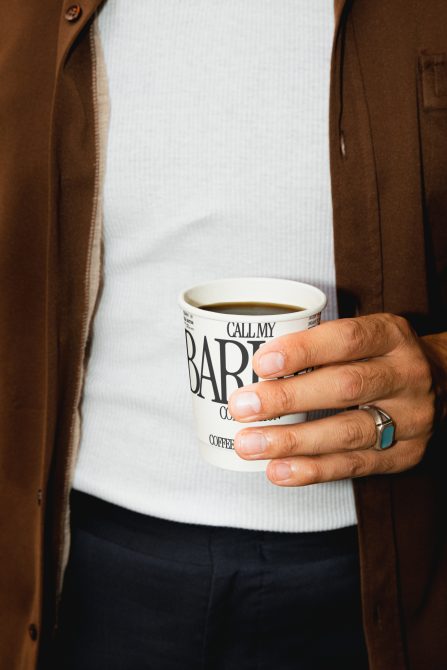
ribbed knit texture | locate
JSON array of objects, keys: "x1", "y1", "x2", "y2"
[{"x1": 72, "y1": 0, "x2": 358, "y2": 531}]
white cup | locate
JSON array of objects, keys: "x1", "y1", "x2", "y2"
[{"x1": 178, "y1": 277, "x2": 327, "y2": 472}]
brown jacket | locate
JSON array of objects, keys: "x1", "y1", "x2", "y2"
[{"x1": 1, "y1": 1, "x2": 446, "y2": 668}]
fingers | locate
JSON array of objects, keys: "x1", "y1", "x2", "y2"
[
  {"x1": 232, "y1": 405, "x2": 429, "y2": 487},
  {"x1": 252, "y1": 313, "x2": 413, "y2": 379},
  {"x1": 228, "y1": 359, "x2": 406, "y2": 421},
  {"x1": 266, "y1": 449, "x2": 383, "y2": 486},
  {"x1": 225, "y1": 312, "x2": 435, "y2": 488},
  {"x1": 233, "y1": 402, "x2": 429, "y2": 461},
  {"x1": 263, "y1": 438, "x2": 426, "y2": 487},
  {"x1": 234, "y1": 410, "x2": 379, "y2": 460}
]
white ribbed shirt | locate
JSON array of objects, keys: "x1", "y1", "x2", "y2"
[{"x1": 72, "y1": 0, "x2": 358, "y2": 531}]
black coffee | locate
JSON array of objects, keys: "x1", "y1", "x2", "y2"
[{"x1": 199, "y1": 301, "x2": 305, "y2": 316}]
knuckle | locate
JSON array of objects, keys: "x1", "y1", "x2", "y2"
[
  {"x1": 335, "y1": 367, "x2": 365, "y2": 404},
  {"x1": 339, "y1": 319, "x2": 368, "y2": 357},
  {"x1": 302, "y1": 340, "x2": 320, "y2": 370},
  {"x1": 274, "y1": 381, "x2": 296, "y2": 415},
  {"x1": 388, "y1": 314, "x2": 414, "y2": 346},
  {"x1": 376, "y1": 453, "x2": 396, "y2": 473},
  {"x1": 282, "y1": 429, "x2": 300, "y2": 456},
  {"x1": 343, "y1": 416, "x2": 372, "y2": 449},
  {"x1": 393, "y1": 314, "x2": 412, "y2": 337},
  {"x1": 344, "y1": 452, "x2": 368, "y2": 478},
  {"x1": 301, "y1": 460, "x2": 323, "y2": 484}
]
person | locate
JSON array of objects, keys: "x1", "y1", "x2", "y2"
[{"x1": 1, "y1": 1, "x2": 446, "y2": 669}]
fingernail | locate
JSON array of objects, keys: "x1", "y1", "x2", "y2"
[
  {"x1": 237, "y1": 432, "x2": 268, "y2": 456},
  {"x1": 258, "y1": 352, "x2": 285, "y2": 376},
  {"x1": 270, "y1": 462, "x2": 292, "y2": 481},
  {"x1": 230, "y1": 391, "x2": 261, "y2": 417}
]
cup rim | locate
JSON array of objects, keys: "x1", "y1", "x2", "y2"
[{"x1": 178, "y1": 277, "x2": 327, "y2": 323}]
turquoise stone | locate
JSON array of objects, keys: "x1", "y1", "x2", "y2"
[{"x1": 381, "y1": 424, "x2": 395, "y2": 449}]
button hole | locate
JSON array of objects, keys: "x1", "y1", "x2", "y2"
[{"x1": 28, "y1": 624, "x2": 38, "y2": 641}]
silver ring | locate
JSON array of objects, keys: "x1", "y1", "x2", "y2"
[{"x1": 358, "y1": 404, "x2": 396, "y2": 450}]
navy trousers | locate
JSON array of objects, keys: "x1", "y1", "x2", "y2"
[{"x1": 52, "y1": 488, "x2": 369, "y2": 669}]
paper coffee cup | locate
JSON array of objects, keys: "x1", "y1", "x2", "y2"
[{"x1": 178, "y1": 277, "x2": 327, "y2": 472}]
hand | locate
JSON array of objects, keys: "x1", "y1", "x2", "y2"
[{"x1": 228, "y1": 314, "x2": 437, "y2": 487}]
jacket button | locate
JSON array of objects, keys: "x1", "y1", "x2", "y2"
[
  {"x1": 28, "y1": 624, "x2": 38, "y2": 641},
  {"x1": 37, "y1": 489, "x2": 43, "y2": 506},
  {"x1": 65, "y1": 4, "x2": 82, "y2": 22}
]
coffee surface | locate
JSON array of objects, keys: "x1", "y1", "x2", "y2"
[{"x1": 199, "y1": 301, "x2": 305, "y2": 316}]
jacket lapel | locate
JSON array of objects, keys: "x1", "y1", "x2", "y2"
[
  {"x1": 334, "y1": 0, "x2": 348, "y2": 29},
  {"x1": 56, "y1": 0, "x2": 104, "y2": 74}
]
